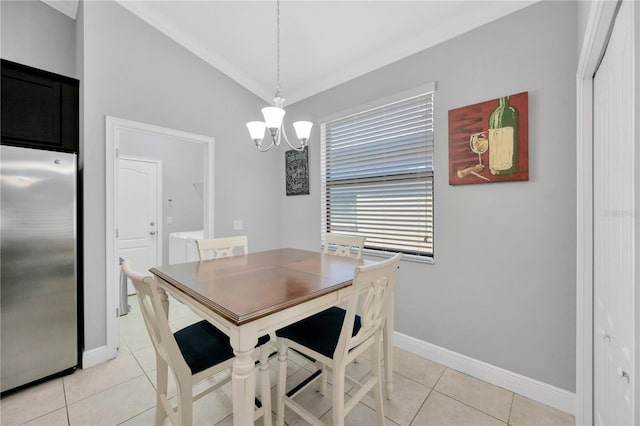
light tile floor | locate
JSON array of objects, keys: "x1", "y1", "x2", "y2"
[{"x1": 1, "y1": 296, "x2": 575, "y2": 426}]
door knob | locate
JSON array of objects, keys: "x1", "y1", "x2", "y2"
[
  {"x1": 600, "y1": 330, "x2": 611, "y2": 341},
  {"x1": 150, "y1": 231, "x2": 156, "y2": 235},
  {"x1": 617, "y1": 368, "x2": 630, "y2": 382}
]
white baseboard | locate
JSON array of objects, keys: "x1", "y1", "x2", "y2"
[
  {"x1": 82, "y1": 345, "x2": 115, "y2": 369},
  {"x1": 394, "y1": 332, "x2": 575, "y2": 415}
]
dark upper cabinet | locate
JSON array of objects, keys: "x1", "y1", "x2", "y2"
[{"x1": 1, "y1": 59, "x2": 79, "y2": 153}]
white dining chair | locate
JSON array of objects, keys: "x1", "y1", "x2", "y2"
[
  {"x1": 321, "y1": 233, "x2": 367, "y2": 389},
  {"x1": 121, "y1": 260, "x2": 272, "y2": 426},
  {"x1": 274, "y1": 253, "x2": 402, "y2": 426},
  {"x1": 196, "y1": 235, "x2": 248, "y2": 260},
  {"x1": 323, "y1": 233, "x2": 366, "y2": 259}
]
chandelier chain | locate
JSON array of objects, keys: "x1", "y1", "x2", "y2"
[
  {"x1": 245, "y1": 0, "x2": 311, "y2": 152},
  {"x1": 275, "y1": 0, "x2": 281, "y2": 98}
]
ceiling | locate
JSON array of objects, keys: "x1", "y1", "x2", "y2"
[{"x1": 44, "y1": 0, "x2": 537, "y2": 105}]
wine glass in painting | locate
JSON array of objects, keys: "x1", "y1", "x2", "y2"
[{"x1": 469, "y1": 131, "x2": 488, "y2": 166}]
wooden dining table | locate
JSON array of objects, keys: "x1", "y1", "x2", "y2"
[{"x1": 150, "y1": 247, "x2": 395, "y2": 426}]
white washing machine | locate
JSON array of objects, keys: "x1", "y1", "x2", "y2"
[{"x1": 169, "y1": 230, "x2": 204, "y2": 264}]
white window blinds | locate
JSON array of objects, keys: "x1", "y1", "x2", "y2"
[{"x1": 321, "y1": 90, "x2": 434, "y2": 257}]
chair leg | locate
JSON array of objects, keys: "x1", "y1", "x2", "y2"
[
  {"x1": 154, "y1": 401, "x2": 166, "y2": 426},
  {"x1": 176, "y1": 382, "x2": 193, "y2": 426},
  {"x1": 332, "y1": 364, "x2": 346, "y2": 426},
  {"x1": 275, "y1": 338, "x2": 288, "y2": 426},
  {"x1": 156, "y1": 291, "x2": 171, "y2": 426},
  {"x1": 316, "y1": 361, "x2": 327, "y2": 396},
  {"x1": 371, "y1": 335, "x2": 385, "y2": 425},
  {"x1": 259, "y1": 344, "x2": 273, "y2": 426},
  {"x1": 155, "y1": 356, "x2": 169, "y2": 426},
  {"x1": 384, "y1": 311, "x2": 394, "y2": 400}
]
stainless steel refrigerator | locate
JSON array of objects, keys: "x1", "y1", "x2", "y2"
[{"x1": 1, "y1": 144, "x2": 78, "y2": 392}]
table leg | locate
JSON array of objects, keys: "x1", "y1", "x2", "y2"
[
  {"x1": 232, "y1": 340, "x2": 257, "y2": 426},
  {"x1": 384, "y1": 301, "x2": 394, "y2": 400}
]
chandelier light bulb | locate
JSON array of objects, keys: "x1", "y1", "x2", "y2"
[
  {"x1": 293, "y1": 121, "x2": 313, "y2": 142},
  {"x1": 261, "y1": 107, "x2": 285, "y2": 134},
  {"x1": 246, "y1": 121, "x2": 267, "y2": 142}
]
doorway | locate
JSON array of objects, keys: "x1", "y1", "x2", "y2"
[{"x1": 105, "y1": 116, "x2": 215, "y2": 360}]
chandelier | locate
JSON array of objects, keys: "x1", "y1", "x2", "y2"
[{"x1": 245, "y1": 0, "x2": 312, "y2": 152}]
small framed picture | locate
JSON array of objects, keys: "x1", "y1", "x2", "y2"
[{"x1": 285, "y1": 146, "x2": 309, "y2": 196}]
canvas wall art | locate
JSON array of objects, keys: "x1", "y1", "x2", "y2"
[{"x1": 448, "y1": 92, "x2": 529, "y2": 185}]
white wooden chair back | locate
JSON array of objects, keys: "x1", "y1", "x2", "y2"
[
  {"x1": 196, "y1": 235, "x2": 248, "y2": 260},
  {"x1": 335, "y1": 253, "x2": 401, "y2": 362},
  {"x1": 121, "y1": 260, "x2": 192, "y2": 380},
  {"x1": 323, "y1": 234, "x2": 366, "y2": 259}
]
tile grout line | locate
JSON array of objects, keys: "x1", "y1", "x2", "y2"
[
  {"x1": 64, "y1": 369, "x2": 148, "y2": 410},
  {"x1": 116, "y1": 337, "x2": 155, "y2": 425},
  {"x1": 13, "y1": 379, "x2": 71, "y2": 426},
  {"x1": 390, "y1": 365, "x2": 445, "y2": 391},
  {"x1": 63, "y1": 377, "x2": 71, "y2": 426},
  {"x1": 424, "y1": 366, "x2": 512, "y2": 424},
  {"x1": 431, "y1": 366, "x2": 517, "y2": 424},
  {"x1": 407, "y1": 365, "x2": 446, "y2": 425},
  {"x1": 408, "y1": 387, "x2": 435, "y2": 426},
  {"x1": 431, "y1": 388, "x2": 511, "y2": 425},
  {"x1": 507, "y1": 392, "x2": 515, "y2": 426}
]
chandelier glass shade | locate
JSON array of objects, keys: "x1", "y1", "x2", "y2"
[{"x1": 245, "y1": 0, "x2": 312, "y2": 152}]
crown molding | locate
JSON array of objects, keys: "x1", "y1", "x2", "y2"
[
  {"x1": 113, "y1": 0, "x2": 537, "y2": 106},
  {"x1": 41, "y1": 0, "x2": 78, "y2": 20},
  {"x1": 115, "y1": 0, "x2": 273, "y2": 104}
]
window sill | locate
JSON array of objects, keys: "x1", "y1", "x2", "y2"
[{"x1": 362, "y1": 248, "x2": 434, "y2": 265}]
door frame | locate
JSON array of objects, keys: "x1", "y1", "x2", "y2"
[
  {"x1": 105, "y1": 116, "x2": 215, "y2": 360},
  {"x1": 576, "y1": 1, "x2": 638, "y2": 425},
  {"x1": 118, "y1": 154, "x2": 163, "y2": 295}
]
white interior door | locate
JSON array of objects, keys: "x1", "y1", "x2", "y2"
[
  {"x1": 118, "y1": 156, "x2": 162, "y2": 294},
  {"x1": 593, "y1": 2, "x2": 636, "y2": 425}
]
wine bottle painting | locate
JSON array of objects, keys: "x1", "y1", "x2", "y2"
[{"x1": 448, "y1": 92, "x2": 528, "y2": 185}]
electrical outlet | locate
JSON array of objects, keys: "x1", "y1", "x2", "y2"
[
  {"x1": 166, "y1": 216, "x2": 173, "y2": 224},
  {"x1": 233, "y1": 219, "x2": 243, "y2": 231}
]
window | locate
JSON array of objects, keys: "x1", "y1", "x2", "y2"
[{"x1": 320, "y1": 85, "x2": 435, "y2": 259}]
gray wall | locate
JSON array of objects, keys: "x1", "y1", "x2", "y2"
[
  {"x1": 284, "y1": 1, "x2": 578, "y2": 392},
  {"x1": 0, "y1": 0, "x2": 76, "y2": 78},
  {"x1": 79, "y1": 0, "x2": 280, "y2": 350},
  {"x1": 120, "y1": 131, "x2": 205, "y2": 266}
]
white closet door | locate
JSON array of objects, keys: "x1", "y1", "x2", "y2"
[{"x1": 593, "y1": 1, "x2": 636, "y2": 425}]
